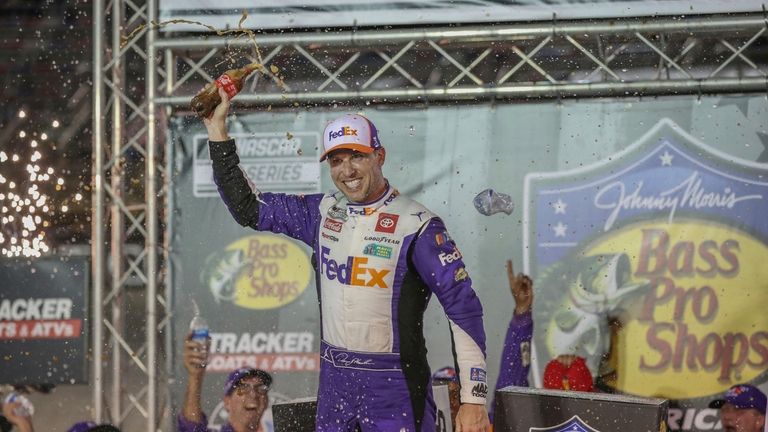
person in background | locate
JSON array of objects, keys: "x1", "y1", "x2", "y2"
[
  {"x1": 178, "y1": 334, "x2": 273, "y2": 432},
  {"x1": 492, "y1": 259, "x2": 533, "y2": 410},
  {"x1": 0, "y1": 401, "x2": 33, "y2": 432},
  {"x1": 433, "y1": 367, "x2": 461, "y2": 429},
  {"x1": 709, "y1": 384, "x2": 766, "y2": 432}
]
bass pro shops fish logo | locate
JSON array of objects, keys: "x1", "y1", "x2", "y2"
[
  {"x1": 525, "y1": 119, "x2": 768, "y2": 403},
  {"x1": 201, "y1": 233, "x2": 311, "y2": 310}
]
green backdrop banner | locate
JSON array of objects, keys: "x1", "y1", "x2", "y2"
[{"x1": 170, "y1": 94, "x2": 768, "y2": 431}]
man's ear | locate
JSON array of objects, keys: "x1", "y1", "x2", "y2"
[
  {"x1": 376, "y1": 148, "x2": 386, "y2": 166},
  {"x1": 223, "y1": 395, "x2": 233, "y2": 412}
]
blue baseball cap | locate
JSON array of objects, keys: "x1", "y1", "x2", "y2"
[
  {"x1": 709, "y1": 384, "x2": 767, "y2": 414},
  {"x1": 67, "y1": 422, "x2": 97, "y2": 432},
  {"x1": 223, "y1": 367, "x2": 272, "y2": 396},
  {"x1": 432, "y1": 366, "x2": 457, "y2": 382}
]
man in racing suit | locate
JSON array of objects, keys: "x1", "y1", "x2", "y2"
[{"x1": 203, "y1": 87, "x2": 490, "y2": 432}]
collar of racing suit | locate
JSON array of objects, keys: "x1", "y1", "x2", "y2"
[{"x1": 327, "y1": 181, "x2": 399, "y2": 220}]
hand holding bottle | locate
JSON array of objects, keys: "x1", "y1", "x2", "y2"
[
  {"x1": 2, "y1": 393, "x2": 35, "y2": 432},
  {"x1": 191, "y1": 62, "x2": 260, "y2": 119},
  {"x1": 203, "y1": 86, "x2": 231, "y2": 142},
  {"x1": 184, "y1": 315, "x2": 210, "y2": 376}
]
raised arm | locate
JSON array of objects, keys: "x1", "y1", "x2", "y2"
[
  {"x1": 201, "y1": 87, "x2": 322, "y2": 245},
  {"x1": 181, "y1": 334, "x2": 208, "y2": 422},
  {"x1": 179, "y1": 334, "x2": 210, "y2": 431},
  {"x1": 495, "y1": 260, "x2": 534, "y2": 390}
]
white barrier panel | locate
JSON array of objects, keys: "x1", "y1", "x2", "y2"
[{"x1": 158, "y1": 0, "x2": 767, "y2": 31}]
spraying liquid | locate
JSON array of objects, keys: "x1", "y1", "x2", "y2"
[{"x1": 119, "y1": 11, "x2": 287, "y2": 116}]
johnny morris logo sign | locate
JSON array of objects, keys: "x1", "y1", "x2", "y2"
[{"x1": 524, "y1": 119, "x2": 768, "y2": 401}]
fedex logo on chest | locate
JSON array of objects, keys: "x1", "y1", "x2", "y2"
[{"x1": 320, "y1": 246, "x2": 390, "y2": 288}]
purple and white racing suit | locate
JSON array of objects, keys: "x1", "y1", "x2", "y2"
[{"x1": 210, "y1": 139, "x2": 487, "y2": 431}]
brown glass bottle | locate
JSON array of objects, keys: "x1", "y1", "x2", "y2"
[{"x1": 190, "y1": 62, "x2": 261, "y2": 118}]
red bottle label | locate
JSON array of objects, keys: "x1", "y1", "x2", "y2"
[{"x1": 215, "y1": 74, "x2": 239, "y2": 98}]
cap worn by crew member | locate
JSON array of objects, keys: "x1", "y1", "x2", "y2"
[
  {"x1": 223, "y1": 367, "x2": 273, "y2": 396},
  {"x1": 709, "y1": 384, "x2": 767, "y2": 414},
  {"x1": 432, "y1": 366, "x2": 458, "y2": 382},
  {"x1": 67, "y1": 421, "x2": 98, "y2": 432},
  {"x1": 320, "y1": 113, "x2": 382, "y2": 161}
]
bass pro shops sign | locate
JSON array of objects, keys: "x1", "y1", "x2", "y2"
[{"x1": 525, "y1": 119, "x2": 768, "y2": 431}]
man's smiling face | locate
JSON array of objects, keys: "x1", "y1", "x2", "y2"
[{"x1": 328, "y1": 148, "x2": 387, "y2": 204}]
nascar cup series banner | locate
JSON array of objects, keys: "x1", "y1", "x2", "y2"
[
  {"x1": 0, "y1": 257, "x2": 89, "y2": 384},
  {"x1": 170, "y1": 95, "x2": 768, "y2": 431},
  {"x1": 158, "y1": 0, "x2": 766, "y2": 31}
]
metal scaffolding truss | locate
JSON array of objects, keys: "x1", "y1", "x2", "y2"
[
  {"x1": 92, "y1": 0, "x2": 166, "y2": 430},
  {"x1": 92, "y1": 2, "x2": 767, "y2": 430},
  {"x1": 156, "y1": 13, "x2": 768, "y2": 107}
]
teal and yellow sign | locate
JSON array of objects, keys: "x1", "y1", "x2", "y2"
[{"x1": 201, "y1": 233, "x2": 312, "y2": 310}]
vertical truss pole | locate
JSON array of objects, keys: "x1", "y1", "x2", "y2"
[
  {"x1": 146, "y1": 0, "x2": 158, "y2": 429},
  {"x1": 163, "y1": 47, "x2": 176, "y2": 432},
  {"x1": 110, "y1": 0, "x2": 126, "y2": 425},
  {"x1": 91, "y1": 0, "x2": 105, "y2": 423}
]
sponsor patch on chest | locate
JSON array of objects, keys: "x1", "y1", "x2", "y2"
[
  {"x1": 375, "y1": 213, "x2": 399, "y2": 234},
  {"x1": 320, "y1": 246, "x2": 390, "y2": 288},
  {"x1": 323, "y1": 218, "x2": 343, "y2": 232}
]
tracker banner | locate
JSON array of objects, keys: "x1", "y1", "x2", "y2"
[
  {"x1": 158, "y1": 0, "x2": 766, "y2": 31},
  {"x1": 0, "y1": 257, "x2": 89, "y2": 384},
  {"x1": 525, "y1": 119, "x2": 768, "y2": 431}
]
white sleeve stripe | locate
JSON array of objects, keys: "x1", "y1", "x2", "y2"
[{"x1": 449, "y1": 319, "x2": 488, "y2": 404}]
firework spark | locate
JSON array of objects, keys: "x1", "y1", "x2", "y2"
[{"x1": 0, "y1": 117, "x2": 67, "y2": 258}]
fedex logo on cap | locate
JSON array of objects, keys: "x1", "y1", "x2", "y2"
[
  {"x1": 320, "y1": 246, "x2": 390, "y2": 288},
  {"x1": 328, "y1": 126, "x2": 358, "y2": 140},
  {"x1": 320, "y1": 114, "x2": 382, "y2": 161}
]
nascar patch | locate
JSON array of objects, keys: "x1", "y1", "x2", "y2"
[{"x1": 470, "y1": 367, "x2": 486, "y2": 382}]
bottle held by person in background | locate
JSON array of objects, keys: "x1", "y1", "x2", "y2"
[
  {"x1": 3, "y1": 392, "x2": 34, "y2": 417},
  {"x1": 189, "y1": 315, "x2": 209, "y2": 346},
  {"x1": 473, "y1": 188, "x2": 515, "y2": 216},
  {"x1": 190, "y1": 62, "x2": 262, "y2": 118}
]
